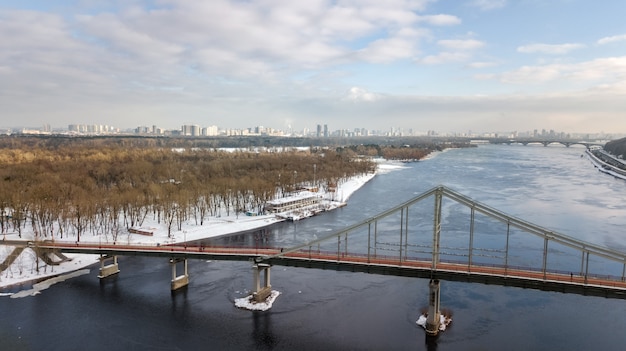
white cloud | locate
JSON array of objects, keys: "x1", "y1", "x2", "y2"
[
  {"x1": 494, "y1": 56, "x2": 626, "y2": 87},
  {"x1": 193, "y1": 47, "x2": 274, "y2": 78},
  {"x1": 438, "y1": 39, "x2": 485, "y2": 50},
  {"x1": 420, "y1": 39, "x2": 484, "y2": 65},
  {"x1": 2, "y1": 1, "x2": 625, "y2": 133},
  {"x1": 77, "y1": 14, "x2": 185, "y2": 64},
  {"x1": 0, "y1": 0, "x2": 463, "y2": 94},
  {"x1": 318, "y1": 6, "x2": 375, "y2": 39},
  {"x1": 517, "y1": 43, "x2": 585, "y2": 55},
  {"x1": 467, "y1": 61, "x2": 498, "y2": 69},
  {"x1": 0, "y1": 1, "x2": 463, "y2": 125},
  {"x1": 0, "y1": 10, "x2": 126, "y2": 95},
  {"x1": 358, "y1": 37, "x2": 418, "y2": 63},
  {"x1": 343, "y1": 87, "x2": 381, "y2": 102},
  {"x1": 568, "y1": 57, "x2": 626, "y2": 82},
  {"x1": 418, "y1": 14, "x2": 462, "y2": 26},
  {"x1": 357, "y1": 28, "x2": 425, "y2": 63},
  {"x1": 500, "y1": 65, "x2": 562, "y2": 83},
  {"x1": 420, "y1": 52, "x2": 471, "y2": 65},
  {"x1": 338, "y1": 0, "x2": 432, "y2": 13},
  {"x1": 597, "y1": 34, "x2": 626, "y2": 45},
  {"x1": 71, "y1": 0, "x2": 450, "y2": 72},
  {"x1": 359, "y1": 6, "x2": 419, "y2": 27}
]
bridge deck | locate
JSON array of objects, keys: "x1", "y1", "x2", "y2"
[
  {"x1": 17, "y1": 241, "x2": 626, "y2": 299},
  {"x1": 270, "y1": 251, "x2": 626, "y2": 299}
]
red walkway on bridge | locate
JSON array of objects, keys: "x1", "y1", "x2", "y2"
[{"x1": 34, "y1": 241, "x2": 626, "y2": 292}]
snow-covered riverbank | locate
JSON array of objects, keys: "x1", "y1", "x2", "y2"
[
  {"x1": 1, "y1": 170, "x2": 385, "y2": 290},
  {"x1": 0, "y1": 154, "x2": 426, "y2": 292}
]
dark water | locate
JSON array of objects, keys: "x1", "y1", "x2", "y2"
[{"x1": 2, "y1": 145, "x2": 626, "y2": 350}]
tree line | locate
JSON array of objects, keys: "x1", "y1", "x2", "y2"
[
  {"x1": 337, "y1": 142, "x2": 474, "y2": 160},
  {"x1": 0, "y1": 137, "x2": 375, "y2": 241}
]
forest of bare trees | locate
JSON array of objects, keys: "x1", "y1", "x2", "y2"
[
  {"x1": 336, "y1": 141, "x2": 474, "y2": 161},
  {"x1": 0, "y1": 137, "x2": 376, "y2": 241}
]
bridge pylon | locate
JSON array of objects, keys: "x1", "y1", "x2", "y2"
[
  {"x1": 170, "y1": 258, "x2": 189, "y2": 290},
  {"x1": 425, "y1": 279, "x2": 441, "y2": 336},
  {"x1": 252, "y1": 263, "x2": 272, "y2": 302},
  {"x1": 97, "y1": 254, "x2": 119, "y2": 278}
]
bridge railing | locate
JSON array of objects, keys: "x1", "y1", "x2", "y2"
[
  {"x1": 282, "y1": 248, "x2": 626, "y2": 287},
  {"x1": 259, "y1": 185, "x2": 626, "y2": 284}
]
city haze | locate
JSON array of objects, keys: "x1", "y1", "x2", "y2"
[{"x1": 1, "y1": 0, "x2": 626, "y2": 134}]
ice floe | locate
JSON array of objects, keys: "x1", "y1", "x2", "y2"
[
  {"x1": 9, "y1": 269, "x2": 90, "y2": 299},
  {"x1": 234, "y1": 290, "x2": 281, "y2": 311},
  {"x1": 416, "y1": 313, "x2": 452, "y2": 332}
]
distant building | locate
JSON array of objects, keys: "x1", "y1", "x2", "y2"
[
  {"x1": 135, "y1": 126, "x2": 150, "y2": 134},
  {"x1": 181, "y1": 124, "x2": 200, "y2": 136},
  {"x1": 204, "y1": 125, "x2": 218, "y2": 136},
  {"x1": 191, "y1": 125, "x2": 201, "y2": 136}
]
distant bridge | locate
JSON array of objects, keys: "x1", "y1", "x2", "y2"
[{"x1": 486, "y1": 138, "x2": 604, "y2": 148}]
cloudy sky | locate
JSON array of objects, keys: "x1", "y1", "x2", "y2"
[{"x1": 1, "y1": 0, "x2": 626, "y2": 134}]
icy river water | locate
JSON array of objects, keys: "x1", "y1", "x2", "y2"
[{"x1": 2, "y1": 144, "x2": 626, "y2": 350}]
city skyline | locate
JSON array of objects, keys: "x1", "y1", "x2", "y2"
[
  {"x1": 9, "y1": 121, "x2": 620, "y2": 141},
  {"x1": 1, "y1": 1, "x2": 626, "y2": 133}
]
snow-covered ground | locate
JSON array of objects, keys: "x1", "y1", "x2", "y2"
[
  {"x1": 1, "y1": 156, "x2": 436, "y2": 301},
  {"x1": 373, "y1": 158, "x2": 411, "y2": 174},
  {"x1": 0, "y1": 171, "x2": 380, "y2": 290}
]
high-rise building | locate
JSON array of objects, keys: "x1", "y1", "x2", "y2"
[
  {"x1": 182, "y1": 125, "x2": 198, "y2": 136},
  {"x1": 206, "y1": 125, "x2": 218, "y2": 136},
  {"x1": 191, "y1": 125, "x2": 201, "y2": 136}
]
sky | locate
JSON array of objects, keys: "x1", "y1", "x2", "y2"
[{"x1": 1, "y1": 0, "x2": 626, "y2": 134}]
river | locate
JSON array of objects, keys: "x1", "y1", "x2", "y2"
[{"x1": 1, "y1": 144, "x2": 626, "y2": 350}]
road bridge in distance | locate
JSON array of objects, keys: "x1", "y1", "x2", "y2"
[{"x1": 485, "y1": 138, "x2": 604, "y2": 148}]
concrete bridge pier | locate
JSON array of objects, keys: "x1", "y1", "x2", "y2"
[
  {"x1": 425, "y1": 279, "x2": 441, "y2": 336},
  {"x1": 170, "y1": 258, "x2": 189, "y2": 290},
  {"x1": 252, "y1": 264, "x2": 272, "y2": 302},
  {"x1": 97, "y1": 255, "x2": 120, "y2": 278}
]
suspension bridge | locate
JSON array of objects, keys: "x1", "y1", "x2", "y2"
[{"x1": 3, "y1": 185, "x2": 626, "y2": 335}]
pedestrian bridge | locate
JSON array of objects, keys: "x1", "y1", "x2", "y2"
[{"x1": 4, "y1": 186, "x2": 626, "y2": 300}]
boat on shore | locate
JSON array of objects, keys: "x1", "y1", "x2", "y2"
[
  {"x1": 585, "y1": 147, "x2": 626, "y2": 181},
  {"x1": 264, "y1": 189, "x2": 345, "y2": 221}
]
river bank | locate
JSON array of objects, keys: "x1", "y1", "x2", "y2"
[
  {"x1": 586, "y1": 148, "x2": 626, "y2": 180},
  {"x1": 1, "y1": 163, "x2": 411, "y2": 290}
]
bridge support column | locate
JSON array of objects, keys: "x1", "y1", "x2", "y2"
[
  {"x1": 252, "y1": 264, "x2": 272, "y2": 302},
  {"x1": 98, "y1": 255, "x2": 120, "y2": 278},
  {"x1": 425, "y1": 279, "x2": 441, "y2": 336},
  {"x1": 170, "y1": 258, "x2": 189, "y2": 290}
]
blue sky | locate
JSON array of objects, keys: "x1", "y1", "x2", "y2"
[{"x1": 1, "y1": 0, "x2": 626, "y2": 134}]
